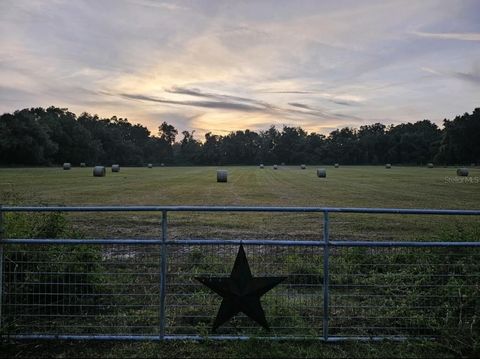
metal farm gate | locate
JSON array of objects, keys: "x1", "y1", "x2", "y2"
[{"x1": 0, "y1": 205, "x2": 479, "y2": 341}]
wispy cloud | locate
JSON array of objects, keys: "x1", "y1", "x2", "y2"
[
  {"x1": 412, "y1": 31, "x2": 480, "y2": 42},
  {"x1": 421, "y1": 66, "x2": 480, "y2": 85},
  {"x1": 288, "y1": 102, "x2": 313, "y2": 110},
  {"x1": 114, "y1": 87, "x2": 365, "y2": 128},
  {"x1": 165, "y1": 86, "x2": 274, "y2": 109},
  {"x1": 119, "y1": 93, "x2": 264, "y2": 112},
  {"x1": 330, "y1": 99, "x2": 356, "y2": 106},
  {"x1": 259, "y1": 90, "x2": 315, "y2": 94},
  {"x1": 124, "y1": 0, "x2": 189, "y2": 11},
  {"x1": 452, "y1": 71, "x2": 480, "y2": 85}
]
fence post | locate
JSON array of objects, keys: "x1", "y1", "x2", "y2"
[
  {"x1": 322, "y1": 210, "x2": 330, "y2": 341},
  {"x1": 0, "y1": 205, "x2": 4, "y2": 330},
  {"x1": 159, "y1": 210, "x2": 168, "y2": 340}
]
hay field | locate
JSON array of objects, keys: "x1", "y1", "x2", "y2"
[{"x1": 1, "y1": 165, "x2": 479, "y2": 241}]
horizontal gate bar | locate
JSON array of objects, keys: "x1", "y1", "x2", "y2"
[
  {"x1": 0, "y1": 238, "x2": 324, "y2": 246},
  {"x1": 167, "y1": 239, "x2": 324, "y2": 246},
  {"x1": 330, "y1": 240, "x2": 480, "y2": 247},
  {"x1": 0, "y1": 238, "x2": 163, "y2": 245},
  {"x1": 2, "y1": 205, "x2": 480, "y2": 215},
  {"x1": 2, "y1": 238, "x2": 479, "y2": 247},
  {"x1": 5, "y1": 334, "x2": 414, "y2": 342}
]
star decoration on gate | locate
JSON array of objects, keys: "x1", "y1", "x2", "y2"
[{"x1": 196, "y1": 244, "x2": 286, "y2": 332}]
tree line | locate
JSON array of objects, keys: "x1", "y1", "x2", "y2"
[{"x1": 0, "y1": 106, "x2": 478, "y2": 166}]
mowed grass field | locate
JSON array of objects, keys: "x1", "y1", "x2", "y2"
[
  {"x1": 1, "y1": 165, "x2": 480, "y2": 359},
  {"x1": 2, "y1": 165, "x2": 479, "y2": 207},
  {"x1": 1, "y1": 165, "x2": 479, "y2": 241}
]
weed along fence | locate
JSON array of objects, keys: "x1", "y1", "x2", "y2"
[{"x1": 0, "y1": 205, "x2": 479, "y2": 342}]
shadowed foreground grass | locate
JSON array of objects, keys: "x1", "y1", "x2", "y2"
[{"x1": 0, "y1": 338, "x2": 470, "y2": 359}]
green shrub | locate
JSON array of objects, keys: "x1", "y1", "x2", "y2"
[{"x1": 2, "y1": 211, "x2": 103, "y2": 329}]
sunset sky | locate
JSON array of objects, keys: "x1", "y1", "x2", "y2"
[{"x1": 1, "y1": 0, "x2": 479, "y2": 138}]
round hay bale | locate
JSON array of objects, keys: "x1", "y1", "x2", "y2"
[
  {"x1": 273, "y1": 165, "x2": 278, "y2": 170},
  {"x1": 457, "y1": 168, "x2": 469, "y2": 177},
  {"x1": 334, "y1": 163, "x2": 339, "y2": 168},
  {"x1": 160, "y1": 163, "x2": 165, "y2": 167},
  {"x1": 281, "y1": 162, "x2": 285, "y2": 166},
  {"x1": 63, "y1": 163, "x2": 71, "y2": 170},
  {"x1": 300, "y1": 164, "x2": 306, "y2": 170},
  {"x1": 385, "y1": 164, "x2": 391, "y2": 169},
  {"x1": 317, "y1": 168, "x2": 327, "y2": 178},
  {"x1": 427, "y1": 163, "x2": 434, "y2": 168},
  {"x1": 80, "y1": 162, "x2": 86, "y2": 167},
  {"x1": 259, "y1": 164, "x2": 264, "y2": 169},
  {"x1": 111, "y1": 164, "x2": 120, "y2": 172},
  {"x1": 148, "y1": 163, "x2": 153, "y2": 168},
  {"x1": 217, "y1": 170, "x2": 228, "y2": 183},
  {"x1": 93, "y1": 166, "x2": 106, "y2": 177}
]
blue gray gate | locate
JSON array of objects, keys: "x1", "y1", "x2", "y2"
[{"x1": 0, "y1": 205, "x2": 479, "y2": 341}]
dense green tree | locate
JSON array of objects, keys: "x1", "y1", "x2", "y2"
[
  {"x1": 325, "y1": 127, "x2": 359, "y2": 164},
  {"x1": 386, "y1": 120, "x2": 441, "y2": 164},
  {"x1": 358, "y1": 123, "x2": 388, "y2": 164},
  {"x1": 305, "y1": 132, "x2": 327, "y2": 163},
  {"x1": 435, "y1": 109, "x2": 480, "y2": 165},
  {"x1": 0, "y1": 109, "x2": 57, "y2": 165},
  {"x1": 0, "y1": 106, "x2": 478, "y2": 166},
  {"x1": 276, "y1": 126, "x2": 308, "y2": 164},
  {"x1": 201, "y1": 132, "x2": 222, "y2": 165},
  {"x1": 258, "y1": 126, "x2": 280, "y2": 164},
  {"x1": 36, "y1": 107, "x2": 99, "y2": 165},
  {"x1": 176, "y1": 130, "x2": 201, "y2": 164},
  {"x1": 221, "y1": 130, "x2": 261, "y2": 164},
  {"x1": 157, "y1": 121, "x2": 178, "y2": 163}
]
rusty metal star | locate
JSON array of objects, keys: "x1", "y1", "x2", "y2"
[{"x1": 196, "y1": 244, "x2": 286, "y2": 332}]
